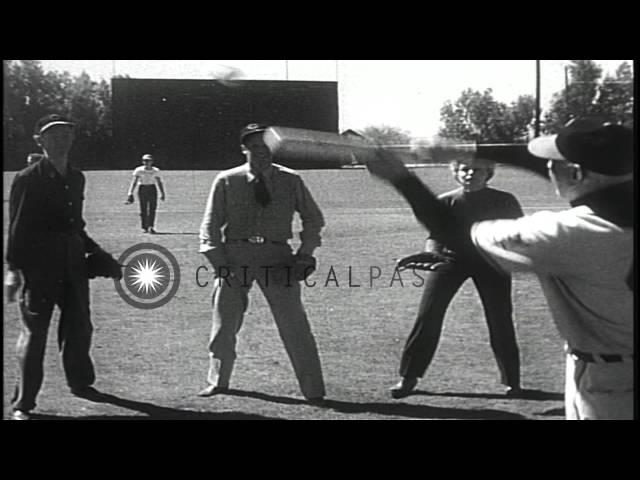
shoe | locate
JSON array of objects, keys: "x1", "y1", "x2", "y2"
[
  {"x1": 70, "y1": 386, "x2": 104, "y2": 400},
  {"x1": 142, "y1": 228, "x2": 148, "y2": 233},
  {"x1": 148, "y1": 227, "x2": 156, "y2": 234},
  {"x1": 390, "y1": 377, "x2": 418, "y2": 399},
  {"x1": 197, "y1": 385, "x2": 229, "y2": 397},
  {"x1": 505, "y1": 386, "x2": 524, "y2": 398},
  {"x1": 11, "y1": 409, "x2": 31, "y2": 420}
]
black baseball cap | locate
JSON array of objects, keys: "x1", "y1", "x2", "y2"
[
  {"x1": 528, "y1": 117, "x2": 633, "y2": 175},
  {"x1": 34, "y1": 114, "x2": 75, "y2": 135},
  {"x1": 240, "y1": 123, "x2": 268, "y2": 144}
]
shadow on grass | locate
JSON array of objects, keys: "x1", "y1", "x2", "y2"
[
  {"x1": 411, "y1": 388, "x2": 563, "y2": 401},
  {"x1": 30, "y1": 391, "x2": 279, "y2": 420},
  {"x1": 226, "y1": 389, "x2": 527, "y2": 420},
  {"x1": 226, "y1": 389, "x2": 308, "y2": 405},
  {"x1": 149, "y1": 232, "x2": 198, "y2": 236},
  {"x1": 324, "y1": 400, "x2": 527, "y2": 420}
]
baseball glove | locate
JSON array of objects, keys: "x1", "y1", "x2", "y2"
[
  {"x1": 124, "y1": 194, "x2": 134, "y2": 205},
  {"x1": 87, "y1": 249, "x2": 123, "y2": 280},
  {"x1": 293, "y1": 253, "x2": 317, "y2": 281},
  {"x1": 396, "y1": 251, "x2": 456, "y2": 272}
]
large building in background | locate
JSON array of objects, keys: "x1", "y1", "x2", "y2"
[{"x1": 112, "y1": 78, "x2": 338, "y2": 170}]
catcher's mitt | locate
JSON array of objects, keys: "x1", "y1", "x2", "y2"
[
  {"x1": 124, "y1": 194, "x2": 134, "y2": 205},
  {"x1": 87, "y1": 249, "x2": 123, "y2": 280},
  {"x1": 396, "y1": 251, "x2": 456, "y2": 272},
  {"x1": 293, "y1": 253, "x2": 317, "y2": 281}
]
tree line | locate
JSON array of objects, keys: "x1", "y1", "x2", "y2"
[
  {"x1": 365, "y1": 60, "x2": 633, "y2": 151},
  {"x1": 3, "y1": 60, "x2": 633, "y2": 170},
  {"x1": 4, "y1": 60, "x2": 116, "y2": 170}
]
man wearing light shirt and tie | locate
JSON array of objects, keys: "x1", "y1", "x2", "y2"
[{"x1": 197, "y1": 122, "x2": 327, "y2": 404}]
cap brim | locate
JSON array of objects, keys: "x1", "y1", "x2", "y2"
[
  {"x1": 39, "y1": 121, "x2": 75, "y2": 134},
  {"x1": 527, "y1": 135, "x2": 565, "y2": 161},
  {"x1": 240, "y1": 129, "x2": 267, "y2": 142}
]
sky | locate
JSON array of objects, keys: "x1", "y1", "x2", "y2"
[{"x1": 37, "y1": 60, "x2": 631, "y2": 139}]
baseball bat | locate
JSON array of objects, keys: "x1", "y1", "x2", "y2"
[
  {"x1": 420, "y1": 141, "x2": 549, "y2": 179},
  {"x1": 263, "y1": 126, "x2": 379, "y2": 166},
  {"x1": 475, "y1": 144, "x2": 550, "y2": 179},
  {"x1": 263, "y1": 126, "x2": 550, "y2": 179}
]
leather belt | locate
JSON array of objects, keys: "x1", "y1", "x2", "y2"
[
  {"x1": 569, "y1": 349, "x2": 632, "y2": 363},
  {"x1": 226, "y1": 236, "x2": 286, "y2": 245}
]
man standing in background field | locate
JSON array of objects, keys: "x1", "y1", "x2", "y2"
[
  {"x1": 366, "y1": 117, "x2": 634, "y2": 419},
  {"x1": 390, "y1": 155, "x2": 524, "y2": 399},
  {"x1": 125, "y1": 153, "x2": 166, "y2": 234},
  {"x1": 197, "y1": 122, "x2": 327, "y2": 404}
]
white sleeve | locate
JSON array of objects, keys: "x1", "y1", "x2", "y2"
[{"x1": 471, "y1": 211, "x2": 578, "y2": 275}]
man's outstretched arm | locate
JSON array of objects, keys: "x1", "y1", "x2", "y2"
[{"x1": 365, "y1": 148, "x2": 476, "y2": 259}]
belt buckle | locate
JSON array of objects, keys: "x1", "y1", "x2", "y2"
[{"x1": 248, "y1": 236, "x2": 265, "y2": 244}]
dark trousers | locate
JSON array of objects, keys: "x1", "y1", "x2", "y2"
[
  {"x1": 399, "y1": 266, "x2": 520, "y2": 388},
  {"x1": 138, "y1": 184, "x2": 157, "y2": 229},
  {"x1": 12, "y1": 268, "x2": 95, "y2": 412}
]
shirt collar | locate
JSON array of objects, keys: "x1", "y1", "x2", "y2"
[
  {"x1": 245, "y1": 163, "x2": 274, "y2": 183},
  {"x1": 38, "y1": 156, "x2": 64, "y2": 179}
]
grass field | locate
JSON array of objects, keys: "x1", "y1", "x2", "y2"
[{"x1": 3, "y1": 166, "x2": 568, "y2": 420}]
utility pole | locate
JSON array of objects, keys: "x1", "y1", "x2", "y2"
[
  {"x1": 336, "y1": 60, "x2": 342, "y2": 132},
  {"x1": 535, "y1": 60, "x2": 541, "y2": 137}
]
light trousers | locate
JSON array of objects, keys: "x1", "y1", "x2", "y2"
[
  {"x1": 565, "y1": 352, "x2": 634, "y2": 420},
  {"x1": 206, "y1": 242, "x2": 325, "y2": 399}
]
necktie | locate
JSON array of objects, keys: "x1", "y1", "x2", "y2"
[{"x1": 254, "y1": 173, "x2": 271, "y2": 207}]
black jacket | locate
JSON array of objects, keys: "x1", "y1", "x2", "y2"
[{"x1": 6, "y1": 157, "x2": 99, "y2": 277}]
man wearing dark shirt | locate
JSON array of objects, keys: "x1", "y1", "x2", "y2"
[
  {"x1": 390, "y1": 156, "x2": 524, "y2": 399},
  {"x1": 367, "y1": 118, "x2": 633, "y2": 419},
  {"x1": 4, "y1": 114, "x2": 121, "y2": 420}
]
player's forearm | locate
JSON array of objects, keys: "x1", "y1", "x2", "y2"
[
  {"x1": 297, "y1": 236, "x2": 320, "y2": 256},
  {"x1": 393, "y1": 175, "x2": 461, "y2": 241},
  {"x1": 127, "y1": 178, "x2": 138, "y2": 196},
  {"x1": 6, "y1": 260, "x2": 20, "y2": 271},
  {"x1": 296, "y1": 184, "x2": 324, "y2": 256},
  {"x1": 80, "y1": 230, "x2": 100, "y2": 254},
  {"x1": 424, "y1": 238, "x2": 448, "y2": 253},
  {"x1": 6, "y1": 226, "x2": 24, "y2": 271},
  {"x1": 156, "y1": 179, "x2": 165, "y2": 196},
  {"x1": 392, "y1": 174, "x2": 476, "y2": 258},
  {"x1": 299, "y1": 218, "x2": 323, "y2": 255},
  {"x1": 7, "y1": 177, "x2": 30, "y2": 270},
  {"x1": 200, "y1": 245, "x2": 231, "y2": 274},
  {"x1": 4, "y1": 268, "x2": 22, "y2": 302},
  {"x1": 199, "y1": 216, "x2": 228, "y2": 269}
]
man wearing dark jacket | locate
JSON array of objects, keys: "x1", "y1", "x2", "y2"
[{"x1": 5, "y1": 114, "x2": 121, "y2": 420}]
